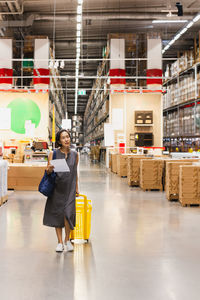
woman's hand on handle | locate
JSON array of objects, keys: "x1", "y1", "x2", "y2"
[{"x1": 46, "y1": 164, "x2": 54, "y2": 175}]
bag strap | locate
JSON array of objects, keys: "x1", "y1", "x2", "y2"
[{"x1": 52, "y1": 149, "x2": 56, "y2": 160}]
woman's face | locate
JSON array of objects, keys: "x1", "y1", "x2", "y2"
[{"x1": 60, "y1": 131, "x2": 71, "y2": 148}]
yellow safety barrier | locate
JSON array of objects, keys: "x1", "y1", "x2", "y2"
[{"x1": 70, "y1": 194, "x2": 92, "y2": 242}]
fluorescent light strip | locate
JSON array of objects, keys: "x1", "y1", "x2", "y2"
[
  {"x1": 75, "y1": 1, "x2": 83, "y2": 115},
  {"x1": 77, "y1": 15, "x2": 82, "y2": 22},
  {"x1": 77, "y1": 5, "x2": 82, "y2": 14},
  {"x1": 186, "y1": 21, "x2": 194, "y2": 29},
  {"x1": 77, "y1": 23, "x2": 82, "y2": 30},
  {"x1": 153, "y1": 19, "x2": 188, "y2": 23},
  {"x1": 162, "y1": 13, "x2": 200, "y2": 54},
  {"x1": 193, "y1": 15, "x2": 200, "y2": 22}
]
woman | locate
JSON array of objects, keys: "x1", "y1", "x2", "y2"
[{"x1": 43, "y1": 129, "x2": 79, "y2": 252}]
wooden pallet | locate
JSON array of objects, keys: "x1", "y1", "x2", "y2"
[
  {"x1": 128, "y1": 181, "x2": 139, "y2": 187},
  {"x1": 142, "y1": 187, "x2": 163, "y2": 192},
  {"x1": 181, "y1": 203, "x2": 200, "y2": 207},
  {"x1": 168, "y1": 194, "x2": 179, "y2": 201},
  {"x1": 0, "y1": 194, "x2": 8, "y2": 206}
]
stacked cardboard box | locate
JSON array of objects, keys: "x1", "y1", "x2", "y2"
[
  {"x1": 165, "y1": 161, "x2": 194, "y2": 200},
  {"x1": 116, "y1": 154, "x2": 130, "y2": 177},
  {"x1": 127, "y1": 156, "x2": 152, "y2": 186},
  {"x1": 8, "y1": 164, "x2": 46, "y2": 191},
  {"x1": 140, "y1": 159, "x2": 164, "y2": 191},
  {"x1": 163, "y1": 159, "x2": 200, "y2": 189},
  {"x1": 111, "y1": 153, "x2": 118, "y2": 174},
  {"x1": 90, "y1": 146, "x2": 100, "y2": 161},
  {"x1": 163, "y1": 73, "x2": 197, "y2": 110},
  {"x1": 179, "y1": 165, "x2": 200, "y2": 206}
]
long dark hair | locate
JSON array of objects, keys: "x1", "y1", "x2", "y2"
[{"x1": 55, "y1": 129, "x2": 71, "y2": 148}]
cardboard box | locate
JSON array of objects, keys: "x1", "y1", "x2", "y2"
[
  {"x1": 116, "y1": 154, "x2": 131, "y2": 177},
  {"x1": 179, "y1": 165, "x2": 200, "y2": 206},
  {"x1": 165, "y1": 161, "x2": 194, "y2": 200},
  {"x1": 111, "y1": 153, "x2": 118, "y2": 174},
  {"x1": 140, "y1": 159, "x2": 164, "y2": 190},
  {"x1": 127, "y1": 156, "x2": 152, "y2": 186},
  {"x1": 8, "y1": 164, "x2": 46, "y2": 191}
]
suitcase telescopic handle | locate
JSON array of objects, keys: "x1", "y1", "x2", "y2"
[{"x1": 76, "y1": 194, "x2": 88, "y2": 237}]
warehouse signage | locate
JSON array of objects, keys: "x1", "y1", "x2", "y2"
[{"x1": 78, "y1": 89, "x2": 86, "y2": 96}]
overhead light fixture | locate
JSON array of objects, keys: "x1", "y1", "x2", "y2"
[
  {"x1": 152, "y1": 19, "x2": 188, "y2": 23},
  {"x1": 77, "y1": 5, "x2": 82, "y2": 14},
  {"x1": 165, "y1": 45, "x2": 170, "y2": 50},
  {"x1": 75, "y1": 0, "x2": 83, "y2": 115},
  {"x1": 49, "y1": 60, "x2": 54, "y2": 68},
  {"x1": 193, "y1": 14, "x2": 200, "y2": 22},
  {"x1": 186, "y1": 21, "x2": 194, "y2": 28},
  {"x1": 77, "y1": 15, "x2": 82, "y2": 22},
  {"x1": 162, "y1": 13, "x2": 200, "y2": 54},
  {"x1": 179, "y1": 27, "x2": 187, "y2": 34},
  {"x1": 77, "y1": 23, "x2": 82, "y2": 30},
  {"x1": 174, "y1": 33, "x2": 181, "y2": 40},
  {"x1": 60, "y1": 60, "x2": 65, "y2": 69},
  {"x1": 169, "y1": 40, "x2": 175, "y2": 46},
  {"x1": 54, "y1": 60, "x2": 59, "y2": 69}
]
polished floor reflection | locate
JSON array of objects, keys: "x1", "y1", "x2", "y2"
[{"x1": 1, "y1": 155, "x2": 200, "y2": 300}]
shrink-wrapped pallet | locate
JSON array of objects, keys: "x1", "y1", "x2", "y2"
[
  {"x1": 140, "y1": 159, "x2": 164, "y2": 191},
  {"x1": 165, "y1": 161, "x2": 194, "y2": 201},
  {"x1": 179, "y1": 165, "x2": 200, "y2": 206},
  {"x1": 116, "y1": 154, "x2": 132, "y2": 177},
  {"x1": 111, "y1": 153, "x2": 118, "y2": 174},
  {"x1": 162, "y1": 159, "x2": 200, "y2": 190},
  {"x1": 127, "y1": 156, "x2": 152, "y2": 186}
]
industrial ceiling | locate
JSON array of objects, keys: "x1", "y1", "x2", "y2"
[{"x1": 0, "y1": 0, "x2": 200, "y2": 115}]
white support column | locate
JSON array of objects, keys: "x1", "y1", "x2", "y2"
[
  {"x1": 34, "y1": 38, "x2": 50, "y2": 89},
  {"x1": 0, "y1": 39, "x2": 13, "y2": 88},
  {"x1": 147, "y1": 38, "x2": 162, "y2": 89},
  {"x1": 109, "y1": 39, "x2": 126, "y2": 90}
]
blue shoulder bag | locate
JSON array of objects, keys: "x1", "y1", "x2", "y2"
[{"x1": 38, "y1": 150, "x2": 56, "y2": 197}]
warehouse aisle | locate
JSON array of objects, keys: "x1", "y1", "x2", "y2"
[{"x1": 1, "y1": 155, "x2": 200, "y2": 300}]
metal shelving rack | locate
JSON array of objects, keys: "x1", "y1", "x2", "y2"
[
  {"x1": 163, "y1": 43, "x2": 200, "y2": 151},
  {"x1": 84, "y1": 45, "x2": 110, "y2": 144}
]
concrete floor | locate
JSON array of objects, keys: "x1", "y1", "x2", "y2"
[{"x1": 1, "y1": 155, "x2": 200, "y2": 300}]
